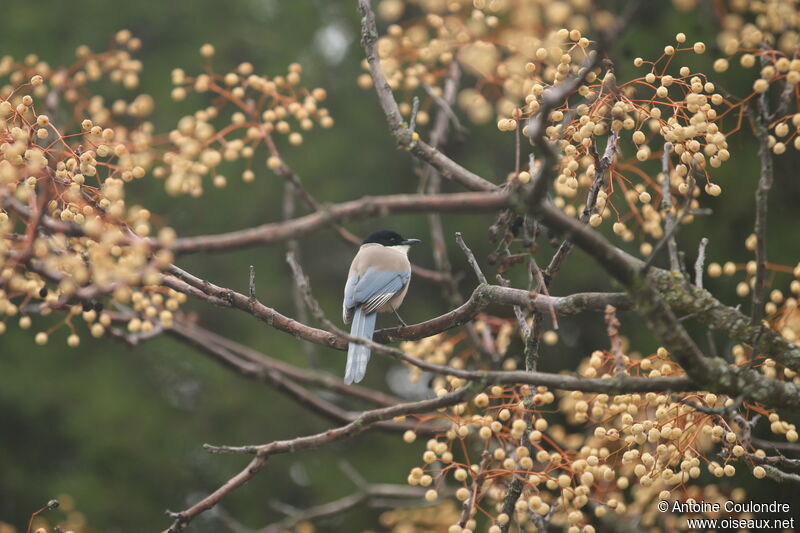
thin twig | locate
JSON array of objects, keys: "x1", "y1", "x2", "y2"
[
  {"x1": 660, "y1": 142, "x2": 680, "y2": 271},
  {"x1": 530, "y1": 256, "x2": 557, "y2": 330},
  {"x1": 162, "y1": 386, "x2": 477, "y2": 532},
  {"x1": 544, "y1": 129, "x2": 619, "y2": 283},
  {"x1": 455, "y1": 232, "x2": 487, "y2": 284},
  {"x1": 458, "y1": 451, "x2": 491, "y2": 527},
  {"x1": 694, "y1": 238, "x2": 709, "y2": 288},
  {"x1": 248, "y1": 265, "x2": 256, "y2": 301},
  {"x1": 605, "y1": 305, "x2": 626, "y2": 377}
]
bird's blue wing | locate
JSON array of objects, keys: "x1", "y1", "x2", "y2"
[
  {"x1": 352, "y1": 267, "x2": 410, "y2": 315},
  {"x1": 343, "y1": 274, "x2": 359, "y2": 324}
]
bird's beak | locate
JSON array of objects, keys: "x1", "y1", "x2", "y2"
[{"x1": 402, "y1": 238, "x2": 421, "y2": 245}]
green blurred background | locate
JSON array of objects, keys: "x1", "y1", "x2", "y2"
[{"x1": 1, "y1": 0, "x2": 798, "y2": 531}]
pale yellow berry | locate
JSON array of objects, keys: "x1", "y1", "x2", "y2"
[
  {"x1": 736, "y1": 282, "x2": 750, "y2": 297},
  {"x1": 473, "y1": 392, "x2": 489, "y2": 407},
  {"x1": 267, "y1": 156, "x2": 282, "y2": 170},
  {"x1": 171, "y1": 87, "x2": 187, "y2": 101},
  {"x1": 91, "y1": 323, "x2": 105, "y2": 338},
  {"x1": 200, "y1": 43, "x2": 215, "y2": 57}
]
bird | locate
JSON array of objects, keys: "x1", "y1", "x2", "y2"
[{"x1": 342, "y1": 229, "x2": 420, "y2": 384}]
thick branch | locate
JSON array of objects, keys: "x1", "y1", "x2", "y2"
[
  {"x1": 751, "y1": 106, "x2": 773, "y2": 325},
  {"x1": 163, "y1": 264, "x2": 628, "y2": 350},
  {"x1": 529, "y1": 201, "x2": 800, "y2": 408}
]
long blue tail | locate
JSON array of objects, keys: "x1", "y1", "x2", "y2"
[{"x1": 344, "y1": 307, "x2": 377, "y2": 384}]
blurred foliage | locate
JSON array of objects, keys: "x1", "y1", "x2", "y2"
[{"x1": 1, "y1": 0, "x2": 799, "y2": 531}]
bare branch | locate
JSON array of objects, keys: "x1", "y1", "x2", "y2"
[
  {"x1": 752, "y1": 103, "x2": 774, "y2": 325},
  {"x1": 528, "y1": 199, "x2": 800, "y2": 409},
  {"x1": 751, "y1": 437, "x2": 800, "y2": 455},
  {"x1": 523, "y1": 2, "x2": 639, "y2": 208},
  {"x1": 458, "y1": 451, "x2": 491, "y2": 528},
  {"x1": 162, "y1": 386, "x2": 477, "y2": 532},
  {"x1": 172, "y1": 191, "x2": 509, "y2": 254},
  {"x1": 248, "y1": 265, "x2": 256, "y2": 301},
  {"x1": 544, "y1": 129, "x2": 619, "y2": 282},
  {"x1": 761, "y1": 465, "x2": 800, "y2": 484},
  {"x1": 265, "y1": 143, "x2": 446, "y2": 283},
  {"x1": 694, "y1": 238, "x2": 709, "y2": 288},
  {"x1": 357, "y1": 0, "x2": 497, "y2": 192},
  {"x1": 605, "y1": 305, "x2": 625, "y2": 377},
  {"x1": 660, "y1": 142, "x2": 680, "y2": 271},
  {"x1": 170, "y1": 321, "x2": 401, "y2": 406},
  {"x1": 456, "y1": 232, "x2": 487, "y2": 284},
  {"x1": 261, "y1": 483, "x2": 428, "y2": 533},
  {"x1": 163, "y1": 264, "x2": 629, "y2": 353},
  {"x1": 166, "y1": 322, "x2": 427, "y2": 434}
]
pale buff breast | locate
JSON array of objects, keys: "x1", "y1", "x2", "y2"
[{"x1": 349, "y1": 243, "x2": 411, "y2": 312}]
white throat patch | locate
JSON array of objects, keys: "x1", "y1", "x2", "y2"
[{"x1": 388, "y1": 244, "x2": 411, "y2": 254}]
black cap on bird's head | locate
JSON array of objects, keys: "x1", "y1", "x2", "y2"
[{"x1": 362, "y1": 229, "x2": 421, "y2": 247}]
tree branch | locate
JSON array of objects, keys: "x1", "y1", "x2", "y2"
[
  {"x1": 171, "y1": 191, "x2": 509, "y2": 254},
  {"x1": 161, "y1": 386, "x2": 477, "y2": 532},
  {"x1": 163, "y1": 263, "x2": 629, "y2": 351},
  {"x1": 357, "y1": 0, "x2": 497, "y2": 192},
  {"x1": 528, "y1": 200, "x2": 800, "y2": 408}
]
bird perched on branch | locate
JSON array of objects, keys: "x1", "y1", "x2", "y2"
[{"x1": 342, "y1": 230, "x2": 420, "y2": 384}]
